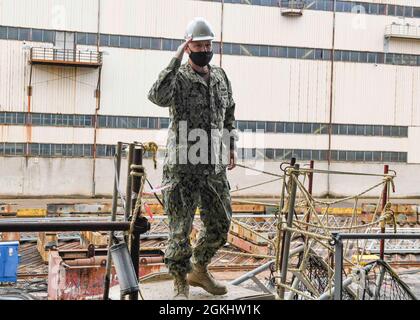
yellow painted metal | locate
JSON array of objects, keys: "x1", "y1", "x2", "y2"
[
  {"x1": 351, "y1": 254, "x2": 380, "y2": 266},
  {"x1": 16, "y1": 208, "x2": 47, "y2": 217}
]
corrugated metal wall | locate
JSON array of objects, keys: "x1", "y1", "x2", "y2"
[{"x1": 0, "y1": 0, "x2": 98, "y2": 32}]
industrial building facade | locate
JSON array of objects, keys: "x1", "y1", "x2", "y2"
[{"x1": 0, "y1": 0, "x2": 419, "y2": 197}]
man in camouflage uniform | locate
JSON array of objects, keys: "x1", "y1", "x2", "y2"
[{"x1": 148, "y1": 17, "x2": 237, "y2": 300}]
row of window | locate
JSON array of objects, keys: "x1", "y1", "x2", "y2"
[
  {"x1": 256, "y1": 148, "x2": 407, "y2": 162},
  {"x1": 0, "y1": 143, "x2": 407, "y2": 163},
  {"x1": 1, "y1": 25, "x2": 420, "y2": 67},
  {"x1": 0, "y1": 112, "x2": 409, "y2": 138},
  {"x1": 204, "y1": 0, "x2": 420, "y2": 18}
]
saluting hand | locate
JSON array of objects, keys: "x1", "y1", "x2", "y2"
[{"x1": 175, "y1": 37, "x2": 192, "y2": 61}]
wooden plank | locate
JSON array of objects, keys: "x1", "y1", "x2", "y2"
[
  {"x1": 80, "y1": 231, "x2": 108, "y2": 248},
  {"x1": 227, "y1": 233, "x2": 269, "y2": 256}
]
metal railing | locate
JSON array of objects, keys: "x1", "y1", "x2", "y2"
[
  {"x1": 332, "y1": 232, "x2": 420, "y2": 300},
  {"x1": 30, "y1": 47, "x2": 102, "y2": 65},
  {"x1": 385, "y1": 24, "x2": 420, "y2": 40}
]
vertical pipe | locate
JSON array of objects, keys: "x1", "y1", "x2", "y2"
[
  {"x1": 92, "y1": 66, "x2": 102, "y2": 197},
  {"x1": 128, "y1": 147, "x2": 143, "y2": 301},
  {"x1": 278, "y1": 157, "x2": 296, "y2": 271},
  {"x1": 103, "y1": 142, "x2": 122, "y2": 300},
  {"x1": 278, "y1": 163, "x2": 299, "y2": 299},
  {"x1": 220, "y1": 0, "x2": 224, "y2": 67},
  {"x1": 380, "y1": 164, "x2": 389, "y2": 260},
  {"x1": 97, "y1": 0, "x2": 101, "y2": 51},
  {"x1": 305, "y1": 160, "x2": 314, "y2": 232},
  {"x1": 125, "y1": 144, "x2": 134, "y2": 222},
  {"x1": 327, "y1": 0, "x2": 337, "y2": 196},
  {"x1": 333, "y1": 234, "x2": 343, "y2": 300}
]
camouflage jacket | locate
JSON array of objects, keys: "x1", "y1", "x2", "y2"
[{"x1": 148, "y1": 57, "x2": 237, "y2": 175}]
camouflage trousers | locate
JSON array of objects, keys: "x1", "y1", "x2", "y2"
[{"x1": 162, "y1": 170, "x2": 232, "y2": 277}]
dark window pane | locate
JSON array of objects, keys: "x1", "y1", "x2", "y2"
[
  {"x1": 32, "y1": 29, "x2": 43, "y2": 42},
  {"x1": 238, "y1": 121, "x2": 247, "y2": 131},
  {"x1": 374, "y1": 125, "x2": 382, "y2": 136},
  {"x1": 400, "y1": 127, "x2": 408, "y2": 137},
  {"x1": 231, "y1": 44, "x2": 240, "y2": 55},
  {"x1": 347, "y1": 151, "x2": 356, "y2": 161},
  {"x1": 332, "y1": 124, "x2": 339, "y2": 134},
  {"x1": 8, "y1": 27, "x2": 18, "y2": 40},
  {"x1": 334, "y1": 50, "x2": 341, "y2": 61},
  {"x1": 356, "y1": 125, "x2": 365, "y2": 135},
  {"x1": 404, "y1": 7, "x2": 413, "y2": 17},
  {"x1": 130, "y1": 36, "x2": 141, "y2": 49},
  {"x1": 288, "y1": 47, "x2": 297, "y2": 59},
  {"x1": 127, "y1": 117, "x2": 138, "y2": 129},
  {"x1": 43, "y1": 30, "x2": 54, "y2": 43},
  {"x1": 347, "y1": 125, "x2": 355, "y2": 135},
  {"x1": 100, "y1": 34, "x2": 109, "y2": 46},
  {"x1": 314, "y1": 123, "x2": 323, "y2": 134},
  {"x1": 356, "y1": 151, "x2": 364, "y2": 161},
  {"x1": 294, "y1": 123, "x2": 303, "y2": 133},
  {"x1": 399, "y1": 152, "x2": 407, "y2": 162},
  {"x1": 396, "y1": 5, "x2": 404, "y2": 17},
  {"x1": 365, "y1": 151, "x2": 373, "y2": 161},
  {"x1": 391, "y1": 126, "x2": 399, "y2": 136},
  {"x1": 302, "y1": 149, "x2": 311, "y2": 160},
  {"x1": 162, "y1": 39, "x2": 172, "y2": 51},
  {"x1": 378, "y1": 4, "x2": 386, "y2": 15},
  {"x1": 320, "y1": 150, "x2": 328, "y2": 161},
  {"x1": 331, "y1": 150, "x2": 338, "y2": 161},
  {"x1": 151, "y1": 38, "x2": 161, "y2": 50},
  {"x1": 285, "y1": 122, "x2": 294, "y2": 133},
  {"x1": 414, "y1": 7, "x2": 420, "y2": 18},
  {"x1": 322, "y1": 49, "x2": 331, "y2": 60},
  {"x1": 339, "y1": 151, "x2": 346, "y2": 161},
  {"x1": 159, "y1": 118, "x2": 169, "y2": 129},
  {"x1": 141, "y1": 37, "x2": 151, "y2": 49},
  {"x1": 365, "y1": 125, "x2": 373, "y2": 135},
  {"x1": 276, "y1": 122, "x2": 285, "y2": 133},
  {"x1": 266, "y1": 121, "x2": 275, "y2": 132},
  {"x1": 368, "y1": 4, "x2": 379, "y2": 15},
  {"x1": 359, "y1": 52, "x2": 367, "y2": 63},
  {"x1": 98, "y1": 116, "x2": 106, "y2": 127},
  {"x1": 315, "y1": 49, "x2": 322, "y2": 60},
  {"x1": 383, "y1": 126, "x2": 391, "y2": 136},
  {"x1": 222, "y1": 43, "x2": 232, "y2": 55},
  {"x1": 386, "y1": 53, "x2": 394, "y2": 64},
  {"x1": 212, "y1": 42, "x2": 220, "y2": 54},
  {"x1": 17, "y1": 113, "x2": 26, "y2": 124},
  {"x1": 341, "y1": 51, "x2": 349, "y2": 61},
  {"x1": 320, "y1": 124, "x2": 328, "y2": 134},
  {"x1": 139, "y1": 117, "x2": 148, "y2": 128},
  {"x1": 260, "y1": 45, "x2": 269, "y2": 57},
  {"x1": 109, "y1": 35, "x2": 119, "y2": 46},
  {"x1": 247, "y1": 121, "x2": 256, "y2": 132},
  {"x1": 87, "y1": 33, "x2": 97, "y2": 46},
  {"x1": 368, "y1": 52, "x2": 376, "y2": 63},
  {"x1": 373, "y1": 151, "x2": 381, "y2": 161},
  {"x1": 256, "y1": 121, "x2": 265, "y2": 131},
  {"x1": 118, "y1": 116, "x2": 128, "y2": 128},
  {"x1": 377, "y1": 53, "x2": 384, "y2": 64},
  {"x1": 265, "y1": 148, "x2": 274, "y2": 159},
  {"x1": 391, "y1": 152, "x2": 399, "y2": 162},
  {"x1": 339, "y1": 124, "x2": 347, "y2": 135},
  {"x1": 149, "y1": 117, "x2": 158, "y2": 129},
  {"x1": 120, "y1": 36, "x2": 130, "y2": 48},
  {"x1": 383, "y1": 152, "x2": 391, "y2": 162},
  {"x1": 0, "y1": 26, "x2": 7, "y2": 39},
  {"x1": 303, "y1": 123, "x2": 311, "y2": 133},
  {"x1": 350, "y1": 51, "x2": 359, "y2": 62},
  {"x1": 77, "y1": 32, "x2": 87, "y2": 45}
]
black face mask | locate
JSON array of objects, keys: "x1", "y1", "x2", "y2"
[{"x1": 189, "y1": 51, "x2": 213, "y2": 67}]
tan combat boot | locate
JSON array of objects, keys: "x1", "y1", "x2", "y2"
[
  {"x1": 173, "y1": 276, "x2": 189, "y2": 300},
  {"x1": 187, "y1": 264, "x2": 227, "y2": 295}
]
